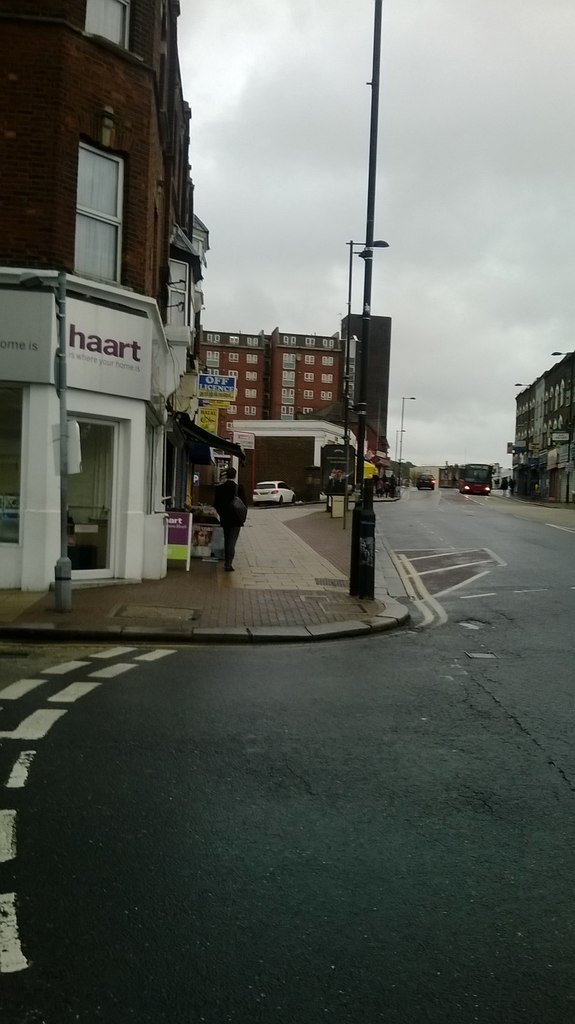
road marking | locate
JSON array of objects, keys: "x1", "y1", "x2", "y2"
[
  {"x1": 513, "y1": 588, "x2": 549, "y2": 594},
  {"x1": 0, "y1": 679, "x2": 46, "y2": 701},
  {"x1": 419, "y1": 559, "x2": 494, "y2": 576},
  {"x1": 0, "y1": 811, "x2": 16, "y2": 863},
  {"x1": 48, "y1": 682, "x2": 100, "y2": 703},
  {"x1": 546, "y1": 523, "x2": 575, "y2": 533},
  {"x1": 436, "y1": 570, "x2": 492, "y2": 598},
  {"x1": 460, "y1": 592, "x2": 497, "y2": 600},
  {"x1": 90, "y1": 646, "x2": 138, "y2": 659},
  {"x1": 465, "y1": 652, "x2": 497, "y2": 660},
  {"x1": 0, "y1": 893, "x2": 28, "y2": 973},
  {"x1": 88, "y1": 663, "x2": 135, "y2": 679},
  {"x1": 134, "y1": 649, "x2": 178, "y2": 662},
  {"x1": 5, "y1": 752, "x2": 36, "y2": 790},
  {"x1": 396, "y1": 553, "x2": 448, "y2": 627},
  {"x1": 43, "y1": 661, "x2": 91, "y2": 675},
  {"x1": 484, "y1": 547, "x2": 507, "y2": 567},
  {"x1": 0, "y1": 709, "x2": 67, "y2": 740}
]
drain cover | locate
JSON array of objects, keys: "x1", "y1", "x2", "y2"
[
  {"x1": 112, "y1": 604, "x2": 198, "y2": 621},
  {"x1": 465, "y1": 652, "x2": 497, "y2": 660},
  {"x1": 315, "y1": 578, "x2": 348, "y2": 588}
]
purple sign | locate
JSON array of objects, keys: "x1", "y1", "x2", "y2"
[{"x1": 167, "y1": 513, "x2": 191, "y2": 546}]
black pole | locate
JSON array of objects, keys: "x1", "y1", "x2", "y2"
[
  {"x1": 350, "y1": 0, "x2": 383, "y2": 599},
  {"x1": 343, "y1": 241, "x2": 354, "y2": 530}
]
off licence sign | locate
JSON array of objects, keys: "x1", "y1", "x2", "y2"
[{"x1": 198, "y1": 373, "x2": 236, "y2": 399}]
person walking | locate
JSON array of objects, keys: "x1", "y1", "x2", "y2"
[
  {"x1": 508, "y1": 477, "x2": 515, "y2": 497},
  {"x1": 213, "y1": 467, "x2": 247, "y2": 572}
]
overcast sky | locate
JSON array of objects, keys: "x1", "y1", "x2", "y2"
[{"x1": 178, "y1": 0, "x2": 575, "y2": 469}]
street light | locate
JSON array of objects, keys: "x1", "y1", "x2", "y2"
[
  {"x1": 551, "y1": 351, "x2": 575, "y2": 502},
  {"x1": 349, "y1": 0, "x2": 384, "y2": 600},
  {"x1": 397, "y1": 397, "x2": 416, "y2": 492},
  {"x1": 343, "y1": 238, "x2": 389, "y2": 529}
]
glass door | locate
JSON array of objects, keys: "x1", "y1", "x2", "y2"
[{"x1": 68, "y1": 420, "x2": 115, "y2": 575}]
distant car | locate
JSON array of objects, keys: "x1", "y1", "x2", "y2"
[
  {"x1": 416, "y1": 474, "x2": 436, "y2": 490},
  {"x1": 253, "y1": 480, "x2": 296, "y2": 506}
]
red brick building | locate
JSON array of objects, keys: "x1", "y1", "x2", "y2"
[
  {"x1": 198, "y1": 327, "x2": 344, "y2": 437},
  {"x1": 0, "y1": 0, "x2": 212, "y2": 589}
]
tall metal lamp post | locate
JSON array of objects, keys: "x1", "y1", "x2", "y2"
[
  {"x1": 551, "y1": 351, "x2": 575, "y2": 502},
  {"x1": 397, "y1": 396, "x2": 416, "y2": 493},
  {"x1": 343, "y1": 238, "x2": 389, "y2": 529},
  {"x1": 349, "y1": 0, "x2": 384, "y2": 600}
]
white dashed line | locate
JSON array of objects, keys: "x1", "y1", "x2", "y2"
[
  {"x1": 0, "y1": 708, "x2": 67, "y2": 741},
  {"x1": 43, "y1": 661, "x2": 91, "y2": 675},
  {"x1": 90, "y1": 647, "x2": 138, "y2": 659},
  {"x1": 48, "y1": 682, "x2": 100, "y2": 704},
  {"x1": 88, "y1": 663, "x2": 135, "y2": 679},
  {"x1": 0, "y1": 679, "x2": 47, "y2": 700},
  {"x1": 134, "y1": 649, "x2": 178, "y2": 662},
  {"x1": 513, "y1": 589, "x2": 549, "y2": 594},
  {"x1": 546, "y1": 523, "x2": 575, "y2": 534},
  {"x1": 0, "y1": 811, "x2": 16, "y2": 863},
  {"x1": 0, "y1": 893, "x2": 28, "y2": 973},
  {"x1": 460, "y1": 592, "x2": 496, "y2": 599},
  {"x1": 5, "y1": 752, "x2": 36, "y2": 790}
]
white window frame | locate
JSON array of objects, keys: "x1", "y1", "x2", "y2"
[
  {"x1": 281, "y1": 406, "x2": 294, "y2": 419},
  {"x1": 245, "y1": 389, "x2": 257, "y2": 398},
  {"x1": 322, "y1": 338, "x2": 334, "y2": 349},
  {"x1": 282, "y1": 371, "x2": 295, "y2": 383},
  {"x1": 85, "y1": 0, "x2": 130, "y2": 48},
  {"x1": 227, "y1": 405, "x2": 237, "y2": 415},
  {"x1": 302, "y1": 406, "x2": 313, "y2": 414},
  {"x1": 206, "y1": 350, "x2": 220, "y2": 366},
  {"x1": 244, "y1": 406, "x2": 256, "y2": 416},
  {"x1": 305, "y1": 337, "x2": 315, "y2": 347},
  {"x1": 305, "y1": 354, "x2": 315, "y2": 365},
  {"x1": 322, "y1": 355, "x2": 334, "y2": 366},
  {"x1": 282, "y1": 336, "x2": 296, "y2": 346},
  {"x1": 228, "y1": 369, "x2": 238, "y2": 379},
  {"x1": 320, "y1": 391, "x2": 333, "y2": 400},
  {"x1": 282, "y1": 353, "x2": 296, "y2": 368},
  {"x1": 304, "y1": 372, "x2": 314, "y2": 382},
  {"x1": 229, "y1": 351, "x2": 239, "y2": 362},
  {"x1": 303, "y1": 389, "x2": 313, "y2": 399},
  {"x1": 229, "y1": 335, "x2": 239, "y2": 345},
  {"x1": 247, "y1": 337, "x2": 259, "y2": 347},
  {"x1": 282, "y1": 388, "x2": 294, "y2": 398},
  {"x1": 167, "y1": 259, "x2": 189, "y2": 327},
  {"x1": 75, "y1": 143, "x2": 123, "y2": 282},
  {"x1": 321, "y1": 374, "x2": 333, "y2": 383},
  {"x1": 246, "y1": 353, "x2": 258, "y2": 364},
  {"x1": 246, "y1": 371, "x2": 257, "y2": 381}
]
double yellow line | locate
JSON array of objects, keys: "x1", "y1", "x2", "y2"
[{"x1": 390, "y1": 551, "x2": 448, "y2": 628}]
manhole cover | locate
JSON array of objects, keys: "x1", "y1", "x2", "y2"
[
  {"x1": 465, "y1": 652, "x2": 497, "y2": 660},
  {"x1": 315, "y1": 578, "x2": 348, "y2": 588},
  {"x1": 112, "y1": 604, "x2": 199, "y2": 621}
]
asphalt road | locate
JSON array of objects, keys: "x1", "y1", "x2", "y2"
[{"x1": 1, "y1": 489, "x2": 575, "y2": 1023}]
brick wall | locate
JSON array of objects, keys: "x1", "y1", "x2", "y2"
[{"x1": 0, "y1": 4, "x2": 188, "y2": 310}]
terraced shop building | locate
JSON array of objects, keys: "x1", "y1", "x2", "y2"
[{"x1": 0, "y1": 1, "x2": 203, "y2": 590}]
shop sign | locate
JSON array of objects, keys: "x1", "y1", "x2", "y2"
[
  {"x1": 197, "y1": 405, "x2": 219, "y2": 432},
  {"x1": 233, "y1": 431, "x2": 255, "y2": 450},
  {"x1": 0, "y1": 290, "x2": 153, "y2": 400},
  {"x1": 0, "y1": 291, "x2": 56, "y2": 383},
  {"x1": 198, "y1": 374, "x2": 236, "y2": 400},
  {"x1": 167, "y1": 512, "x2": 192, "y2": 570},
  {"x1": 552, "y1": 431, "x2": 570, "y2": 443},
  {"x1": 67, "y1": 298, "x2": 152, "y2": 401}
]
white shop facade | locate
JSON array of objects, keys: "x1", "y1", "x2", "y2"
[{"x1": 0, "y1": 271, "x2": 188, "y2": 591}]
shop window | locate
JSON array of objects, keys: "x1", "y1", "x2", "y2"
[
  {"x1": 75, "y1": 144, "x2": 123, "y2": 281},
  {"x1": 85, "y1": 0, "x2": 130, "y2": 47},
  {"x1": 0, "y1": 387, "x2": 23, "y2": 544}
]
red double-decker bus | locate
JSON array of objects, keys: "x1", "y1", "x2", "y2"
[{"x1": 458, "y1": 463, "x2": 493, "y2": 495}]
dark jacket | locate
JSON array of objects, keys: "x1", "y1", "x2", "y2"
[{"x1": 214, "y1": 479, "x2": 247, "y2": 528}]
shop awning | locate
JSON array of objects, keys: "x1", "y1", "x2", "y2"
[{"x1": 174, "y1": 411, "x2": 246, "y2": 464}]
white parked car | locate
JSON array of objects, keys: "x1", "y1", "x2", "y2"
[{"x1": 253, "y1": 480, "x2": 296, "y2": 506}]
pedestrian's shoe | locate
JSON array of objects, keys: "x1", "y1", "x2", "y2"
[{"x1": 224, "y1": 565, "x2": 234, "y2": 572}]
